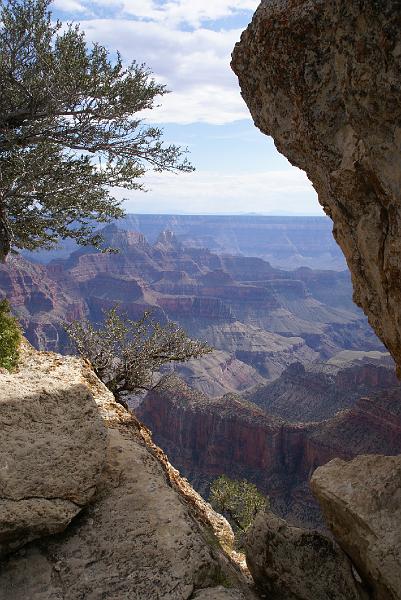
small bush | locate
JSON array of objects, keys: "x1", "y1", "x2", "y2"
[
  {"x1": 0, "y1": 299, "x2": 22, "y2": 371},
  {"x1": 65, "y1": 307, "x2": 212, "y2": 405},
  {"x1": 209, "y1": 475, "x2": 267, "y2": 546}
]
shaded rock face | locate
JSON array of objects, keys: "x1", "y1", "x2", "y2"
[
  {"x1": 244, "y1": 509, "x2": 363, "y2": 600},
  {"x1": 311, "y1": 455, "x2": 401, "y2": 600},
  {"x1": 0, "y1": 345, "x2": 107, "y2": 557},
  {"x1": 231, "y1": 0, "x2": 401, "y2": 372},
  {"x1": 246, "y1": 358, "x2": 399, "y2": 422},
  {"x1": 137, "y1": 374, "x2": 401, "y2": 529},
  {"x1": 0, "y1": 348, "x2": 254, "y2": 600}
]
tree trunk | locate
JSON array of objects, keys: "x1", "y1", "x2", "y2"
[{"x1": 0, "y1": 196, "x2": 11, "y2": 263}]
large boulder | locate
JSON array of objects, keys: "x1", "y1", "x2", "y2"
[
  {"x1": 231, "y1": 0, "x2": 401, "y2": 373},
  {"x1": 243, "y1": 508, "x2": 363, "y2": 600},
  {"x1": 311, "y1": 455, "x2": 401, "y2": 600},
  {"x1": 0, "y1": 347, "x2": 255, "y2": 600},
  {"x1": 0, "y1": 346, "x2": 107, "y2": 556}
]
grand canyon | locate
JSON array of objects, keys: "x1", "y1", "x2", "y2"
[
  {"x1": 2, "y1": 216, "x2": 401, "y2": 533},
  {"x1": 3, "y1": 0, "x2": 401, "y2": 597}
]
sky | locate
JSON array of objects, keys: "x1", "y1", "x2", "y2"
[{"x1": 52, "y1": 0, "x2": 322, "y2": 216}]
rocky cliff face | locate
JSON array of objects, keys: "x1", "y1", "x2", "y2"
[
  {"x1": 312, "y1": 455, "x2": 401, "y2": 600},
  {"x1": 246, "y1": 356, "x2": 399, "y2": 422},
  {"x1": 137, "y1": 373, "x2": 401, "y2": 529},
  {"x1": 0, "y1": 346, "x2": 256, "y2": 600},
  {"x1": 244, "y1": 509, "x2": 364, "y2": 600},
  {"x1": 231, "y1": 0, "x2": 401, "y2": 373}
]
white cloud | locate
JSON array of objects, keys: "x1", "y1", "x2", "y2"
[
  {"x1": 56, "y1": 0, "x2": 260, "y2": 124},
  {"x1": 56, "y1": 0, "x2": 320, "y2": 215},
  {"x1": 116, "y1": 168, "x2": 321, "y2": 215},
  {"x1": 53, "y1": 0, "x2": 87, "y2": 13},
  {"x1": 81, "y1": 19, "x2": 249, "y2": 124},
  {"x1": 89, "y1": 0, "x2": 259, "y2": 27}
]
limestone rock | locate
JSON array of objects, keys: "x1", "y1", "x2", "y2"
[
  {"x1": 0, "y1": 348, "x2": 255, "y2": 599},
  {"x1": 243, "y1": 508, "x2": 363, "y2": 599},
  {"x1": 311, "y1": 455, "x2": 401, "y2": 600},
  {"x1": 231, "y1": 0, "x2": 401, "y2": 372},
  {"x1": 0, "y1": 345, "x2": 107, "y2": 556}
]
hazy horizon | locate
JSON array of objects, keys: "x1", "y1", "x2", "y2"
[{"x1": 119, "y1": 211, "x2": 329, "y2": 217}]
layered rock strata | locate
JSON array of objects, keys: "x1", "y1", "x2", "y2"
[
  {"x1": 0, "y1": 347, "x2": 256, "y2": 600},
  {"x1": 137, "y1": 374, "x2": 401, "y2": 528},
  {"x1": 246, "y1": 356, "x2": 399, "y2": 422},
  {"x1": 231, "y1": 0, "x2": 401, "y2": 372}
]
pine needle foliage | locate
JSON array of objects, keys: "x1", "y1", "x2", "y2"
[
  {"x1": 0, "y1": 298, "x2": 21, "y2": 370},
  {"x1": 65, "y1": 308, "x2": 212, "y2": 405},
  {"x1": 0, "y1": 0, "x2": 193, "y2": 260},
  {"x1": 209, "y1": 475, "x2": 267, "y2": 534}
]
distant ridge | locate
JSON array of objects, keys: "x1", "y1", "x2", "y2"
[{"x1": 23, "y1": 214, "x2": 345, "y2": 271}]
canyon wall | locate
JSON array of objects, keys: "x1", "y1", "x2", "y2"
[
  {"x1": 1, "y1": 227, "x2": 379, "y2": 398},
  {"x1": 232, "y1": 0, "x2": 401, "y2": 372},
  {"x1": 138, "y1": 373, "x2": 401, "y2": 528}
]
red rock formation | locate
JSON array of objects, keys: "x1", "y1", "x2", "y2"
[
  {"x1": 137, "y1": 374, "x2": 401, "y2": 528},
  {"x1": 0, "y1": 225, "x2": 383, "y2": 392},
  {"x1": 0, "y1": 256, "x2": 86, "y2": 351}
]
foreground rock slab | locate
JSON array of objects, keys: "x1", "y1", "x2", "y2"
[
  {"x1": 231, "y1": 0, "x2": 401, "y2": 372},
  {"x1": 311, "y1": 455, "x2": 401, "y2": 600},
  {"x1": 0, "y1": 346, "x2": 107, "y2": 556},
  {"x1": 0, "y1": 347, "x2": 254, "y2": 599},
  {"x1": 244, "y1": 508, "x2": 363, "y2": 599}
]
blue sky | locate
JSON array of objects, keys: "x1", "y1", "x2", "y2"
[{"x1": 52, "y1": 0, "x2": 321, "y2": 215}]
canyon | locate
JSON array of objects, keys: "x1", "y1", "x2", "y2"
[
  {"x1": 2, "y1": 0, "x2": 401, "y2": 595},
  {"x1": 138, "y1": 368, "x2": 401, "y2": 530},
  {"x1": 1, "y1": 0, "x2": 401, "y2": 597},
  {"x1": 1, "y1": 220, "x2": 397, "y2": 536},
  {"x1": 0, "y1": 223, "x2": 382, "y2": 399}
]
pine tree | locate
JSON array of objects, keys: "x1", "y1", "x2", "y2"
[{"x1": 0, "y1": 0, "x2": 193, "y2": 260}]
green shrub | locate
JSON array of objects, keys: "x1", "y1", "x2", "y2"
[
  {"x1": 209, "y1": 475, "x2": 267, "y2": 543},
  {"x1": 0, "y1": 299, "x2": 21, "y2": 371}
]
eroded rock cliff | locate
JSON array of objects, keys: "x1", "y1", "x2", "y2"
[
  {"x1": 137, "y1": 373, "x2": 401, "y2": 529},
  {"x1": 231, "y1": 0, "x2": 401, "y2": 372},
  {"x1": 232, "y1": 3, "x2": 401, "y2": 597}
]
